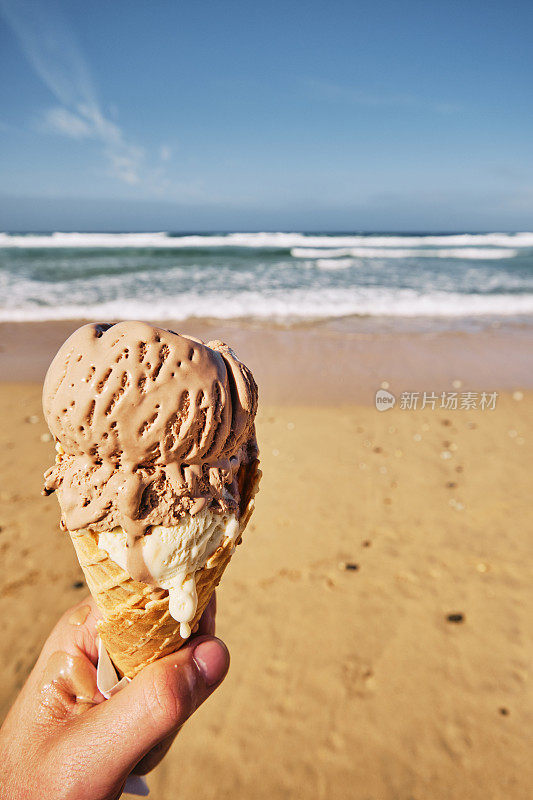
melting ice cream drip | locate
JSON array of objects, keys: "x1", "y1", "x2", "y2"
[
  {"x1": 97, "y1": 509, "x2": 240, "y2": 638},
  {"x1": 169, "y1": 578, "x2": 198, "y2": 638}
]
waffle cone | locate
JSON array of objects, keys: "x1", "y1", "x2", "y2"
[{"x1": 69, "y1": 459, "x2": 261, "y2": 678}]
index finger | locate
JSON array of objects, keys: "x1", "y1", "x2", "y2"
[{"x1": 42, "y1": 595, "x2": 102, "y2": 666}]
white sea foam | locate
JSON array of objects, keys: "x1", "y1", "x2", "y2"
[
  {"x1": 293, "y1": 247, "x2": 518, "y2": 260},
  {"x1": 1, "y1": 231, "x2": 533, "y2": 249},
  {"x1": 0, "y1": 232, "x2": 172, "y2": 248},
  {"x1": 1, "y1": 288, "x2": 532, "y2": 323},
  {"x1": 315, "y1": 258, "x2": 356, "y2": 270}
]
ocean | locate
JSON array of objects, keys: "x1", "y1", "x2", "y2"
[{"x1": 1, "y1": 231, "x2": 533, "y2": 327}]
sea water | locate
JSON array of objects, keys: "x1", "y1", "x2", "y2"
[{"x1": 1, "y1": 231, "x2": 532, "y2": 326}]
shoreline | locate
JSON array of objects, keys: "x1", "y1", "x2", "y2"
[{"x1": 1, "y1": 318, "x2": 531, "y2": 404}]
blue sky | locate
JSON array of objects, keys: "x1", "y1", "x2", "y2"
[{"x1": 0, "y1": 0, "x2": 532, "y2": 231}]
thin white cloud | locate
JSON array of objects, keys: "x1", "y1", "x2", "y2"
[
  {"x1": 0, "y1": 0, "x2": 145, "y2": 185},
  {"x1": 160, "y1": 145, "x2": 172, "y2": 162},
  {"x1": 43, "y1": 107, "x2": 93, "y2": 139},
  {"x1": 306, "y1": 78, "x2": 461, "y2": 115}
]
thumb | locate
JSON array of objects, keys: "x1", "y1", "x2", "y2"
[{"x1": 65, "y1": 635, "x2": 229, "y2": 791}]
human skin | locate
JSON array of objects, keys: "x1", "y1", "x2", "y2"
[{"x1": 0, "y1": 593, "x2": 228, "y2": 800}]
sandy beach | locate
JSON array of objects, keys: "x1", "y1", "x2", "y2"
[{"x1": 0, "y1": 321, "x2": 532, "y2": 799}]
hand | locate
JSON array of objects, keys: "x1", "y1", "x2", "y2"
[{"x1": 0, "y1": 593, "x2": 229, "y2": 800}]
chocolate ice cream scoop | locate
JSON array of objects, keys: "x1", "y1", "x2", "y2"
[{"x1": 43, "y1": 321, "x2": 258, "y2": 539}]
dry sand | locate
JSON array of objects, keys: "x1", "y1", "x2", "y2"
[{"x1": 0, "y1": 324, "x2": 532, "y2": 799}]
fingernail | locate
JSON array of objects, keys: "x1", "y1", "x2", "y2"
[{"x1": 193, "y1": 638, "x2": 229, "y2": 687}]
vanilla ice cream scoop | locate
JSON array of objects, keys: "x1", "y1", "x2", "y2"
[{"x1": 98, "y1": 510, "x2": 240, "y2": 637}]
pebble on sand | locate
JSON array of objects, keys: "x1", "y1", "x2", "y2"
[
  {"x1": 446, "y1": 613, "x2": 464, "y2": 623},
  {"x1": 449, "y1": 498, "x2": 465, "y2": 511}
]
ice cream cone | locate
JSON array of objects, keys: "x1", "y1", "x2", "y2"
[
  {"x1": 70, "y1": 460, "x2": 261, "y2": 678},
  {"x1": 42, "y1": 322, "x2": 260, "y2": 678}
]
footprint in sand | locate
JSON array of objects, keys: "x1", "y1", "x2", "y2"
[
  {"x1": 258, "y1": 568, "x2": 302, "y2": 589},
  {"x1": 341, "y1": 659, "x2": 375, "y2": 698}
]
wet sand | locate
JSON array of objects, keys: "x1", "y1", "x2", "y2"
[
  {"x1": 1, "y1": 318, "x2": 531, "y2": 403},
  {"x1": 0, "y1": 321, "x2": 532, "y2": 799}
]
